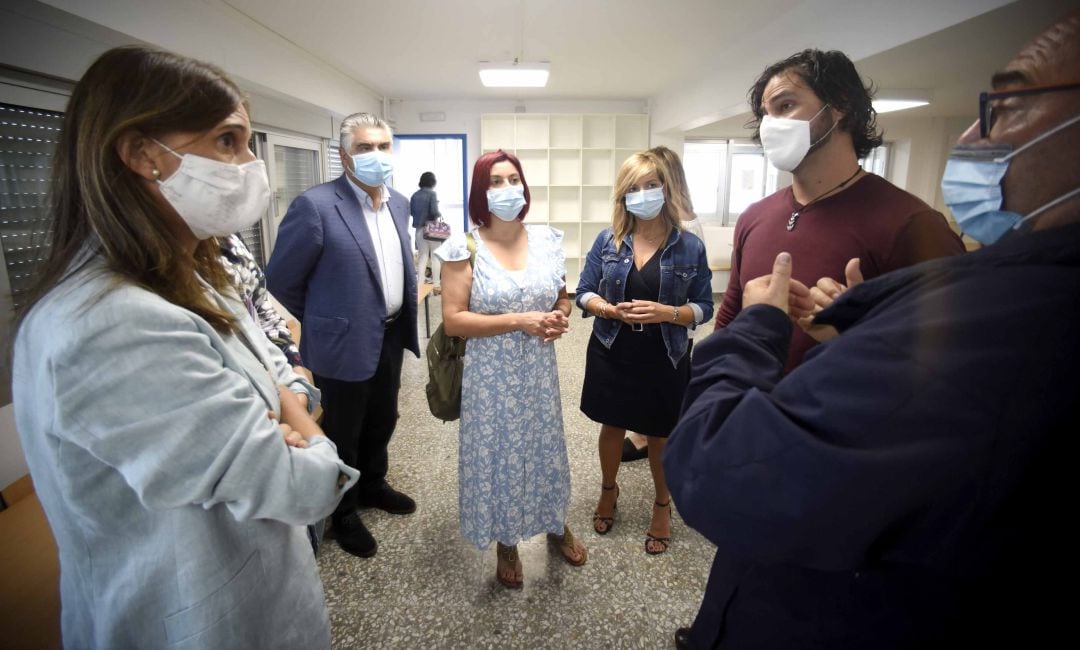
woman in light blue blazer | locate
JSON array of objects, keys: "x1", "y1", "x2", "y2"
[{"x1": 12, "y1": 46, "x2": 357, "y2": 649}]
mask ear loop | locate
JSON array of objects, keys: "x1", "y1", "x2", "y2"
[
  {"x1": 1013, "y1": 186, "x2": 1080, "y2": 232},
  {"x1": 995, "y1": 113, "x2": 1080, "y2": 163},
  {"x1": 808, "y1": 104, "x2": 838, "y2": 148},
  {"x1": 149, "y1": 137, "x2": 183, "y2": 160}
]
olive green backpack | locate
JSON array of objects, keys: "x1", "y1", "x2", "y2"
[{"x1": 425, "y1": 232, "x2": 476, "y2": 422}]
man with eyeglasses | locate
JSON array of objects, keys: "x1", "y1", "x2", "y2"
[{"x1": 667, "y1": 10, "x2": 1079, "y2": 649}]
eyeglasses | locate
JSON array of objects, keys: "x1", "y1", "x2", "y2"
[{"x1": 979, "y1": 81, "x2": 1080, "y2": 138}]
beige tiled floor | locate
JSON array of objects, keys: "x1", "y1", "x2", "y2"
[{"x1": 318, "y1": 293, "x2": 720, "y2": 649}]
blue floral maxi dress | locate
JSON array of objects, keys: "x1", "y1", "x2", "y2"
[{"x1": 434, "y1": 225, "x2": 571, "y2": 549}]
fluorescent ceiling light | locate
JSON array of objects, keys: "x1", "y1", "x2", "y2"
[
  {"x1": 479, "y1": 61, "x2": 549, "y2": 88},
  {"x1": 873, "y1": 99, "x2": 930, "y2": 113},
  {"x1": 873, "y1": 90, "x2": 932, "y2": 114}
]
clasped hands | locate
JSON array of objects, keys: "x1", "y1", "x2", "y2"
[
  {"x1": 606, "y1": 300, "x2": 673, "y2": 325},
  {"x1": 742, "y1": 252, "x2": 863, "y2": 343},
  {"x1": 521, "y1": 310, "x2": 570, "y2": 343}
]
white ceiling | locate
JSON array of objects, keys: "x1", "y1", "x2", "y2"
[
  {"x1": 220, "y1": 0, "x2": 1073, "y2": 110},
  {"x1": 222, "y1": 0, "x2": 810, "y2": 101},
  {"x1": 20, "y1": 0, "x2": 1072, "y2": 135},
  {"x1": 685, "y1": 0, "x2": 1074, "y2": 136}
]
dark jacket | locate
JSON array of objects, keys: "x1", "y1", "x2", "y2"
[
  {"x1": 409, "y1": 186, "x2": 440, "y2": 229},
  {"x1": 266, "y1": 175, "x2": 419, "y2": 381},
  {"x1": 576, "y1": 227, "x2": 713, "y2": 367},
  {"x1": 665, "y1": 222, "x2": 1080, "y2": 648}
]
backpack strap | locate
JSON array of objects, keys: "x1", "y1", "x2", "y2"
[{"x1": 465, "y1": 231, "x2": 477, "y2": 268}]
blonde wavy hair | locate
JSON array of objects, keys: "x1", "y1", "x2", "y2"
[
  {"x1": 649, "y1": 146, "x2": 695, "y2": 221},
  {"x1": 611, "y1": 151, "x2": 682, "y2": 248}
]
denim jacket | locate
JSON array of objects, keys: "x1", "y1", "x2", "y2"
[{"x1": 576, "y1": 227, "x2": 714, "y2": 367}]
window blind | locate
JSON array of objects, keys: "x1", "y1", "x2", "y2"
[{"x1": 0, "y1": 102, "x2": 62, "y2": 309}]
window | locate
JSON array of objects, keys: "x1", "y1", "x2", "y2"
[
  {"x1": 326, "y1": 138, "x2": 344, "y2": 181},
  {"x1": 264, "y1": 133, "x2": 321, "y2": 254},
  {"x1": 0, "y1": 102, "x2": 61, "y2": 310},
  {"x1": 684, "y1": 140, "x2": 780, "y2": 226},
  {"x1": 859, "y1": 144, "x2": 891, "y2": 177}
]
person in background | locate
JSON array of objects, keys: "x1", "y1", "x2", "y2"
[
  {"x1": 411, "y1": 171, "x2": 443, "y2": 295},
  {"x1": 651, "y1": 145, "x2": 704, "y2": 241},
  {"x1": 436, "y1": 150, "x2": 586, "y2": 588},
  {"x1": 577, "y1": 150, "x2": 713, "y2": 555},
  {"x1": 668, "y1": 11, "x2": 1080, "y2": 647},
  {"x1": 267, "y1": 112, "x2": 420, "y2": 559},
  {"x1": 621, "y1": 145, "x2": 705, "y2": 463},
  {"x1": 714, "y1": 48, "x2": 964, "y2": 374},
  {"x1": 12, "y1": 46, "x2": 356, "y2": 648},
  {"x1": 219, "y1": 233, "x2": 309, "y2": 378}
]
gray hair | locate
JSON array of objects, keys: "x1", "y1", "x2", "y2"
[{"x1": 339, "y1": 112, "x2": 393, "y2": 151}]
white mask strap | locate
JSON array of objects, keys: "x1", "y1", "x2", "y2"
[
  {"x1": 150, "y1": 137, "x2": 183, "y2": 160},
  {"x1": 1015, "y1": 186, "x2": 1080, "y2": 229},
  {"x1": 996, "y1": 113, "x2": 1080, "y2": 163}
]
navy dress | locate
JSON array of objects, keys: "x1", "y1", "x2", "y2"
[{"x1": 580, "y1": 251, "x2": 691, "y2": 437}]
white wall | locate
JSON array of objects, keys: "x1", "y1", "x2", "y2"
[{"x1": 876, "y1": 114, "x2": 975, "y2": 215}]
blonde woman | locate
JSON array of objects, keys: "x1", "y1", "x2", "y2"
[
  {"x1": 623, "y1": 145, "x2": 705, "y2": 462},
  {"x1": 576, "y1": 151, "x2": 713, "y2": 554}
]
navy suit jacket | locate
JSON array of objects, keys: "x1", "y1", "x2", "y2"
[{"x1": 266, "y1": 174, "x2": 419, "y2": 382}]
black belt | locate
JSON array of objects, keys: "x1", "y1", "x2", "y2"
[{"x1": 383, "y1": 311, "x2": 401, "y2": 328}]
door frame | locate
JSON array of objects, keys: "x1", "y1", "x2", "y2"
[{"x1": 392, "y1": 133, "x2": 469, "y2": 232}]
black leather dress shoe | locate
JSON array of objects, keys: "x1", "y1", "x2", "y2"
[
  {"x1": 332, "y1": 512, "x2": 377, "y2": 558},
  {"x1": 674, "y1": 626, "x2": 692, "y2": 649},
  {"x1": 357, "y1": 484, "x2": 417, "y2": 515},
  {"x1": 621, "y1": 437, "x2": 649, "y2": 462}
]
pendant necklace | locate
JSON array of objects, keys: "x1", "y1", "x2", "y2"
[{"x1": 787, "y1": 167, "x2": 862, "y2": 231}]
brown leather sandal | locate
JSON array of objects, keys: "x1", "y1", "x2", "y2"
[
  {"x1": 593, "y1": 483, "x2": 619, "y2": 535},
  {"x1": 496, "y1": 542, "x2": 523, "y2": 588},
  {"x1": 645, "y1": 500, "x2": 672, "y2": 555},
  {"x1": 548, "y1": 526, "x2": 588, "y2": 566}
]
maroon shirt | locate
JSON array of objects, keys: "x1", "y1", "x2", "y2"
[{"x1": 715, "y1": 173, "x2": 964, "y2": 372}]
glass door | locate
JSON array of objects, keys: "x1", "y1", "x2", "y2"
[{"x1": 392, "y1": 134, "x2": 467, "y2": 239}]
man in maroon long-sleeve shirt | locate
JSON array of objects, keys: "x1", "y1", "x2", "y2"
[
  {"x1": 712, "y1": 49, "x2": 964, "y2": 373},
  {"x1": 678, "y1": 48, "x2": 964, "y2": 650}
]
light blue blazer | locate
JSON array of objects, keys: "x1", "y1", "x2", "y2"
[
  {"x1": 266, "y1": 175, "x2": 420, "y2": 382},
  {"x1": 12, "y1": 252, "x2": 358, "y2": 649}
]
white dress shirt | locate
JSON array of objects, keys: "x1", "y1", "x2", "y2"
[{"x1": 348, "y1": 180, "x2": 404, "y2": 317}]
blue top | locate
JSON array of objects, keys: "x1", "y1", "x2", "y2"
[{"x1": 576, "y1": 227, "x2": 713, "y2": 367}]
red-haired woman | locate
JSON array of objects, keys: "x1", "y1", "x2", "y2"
[{"x1": 435, "y1": 150, "x2": 586, "y2": 588}]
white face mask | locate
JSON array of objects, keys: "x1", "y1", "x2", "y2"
[
  {"x1": 758, "y1": 104, "x2": 837, "y2": 172},
  {"x1": 153, "y1": 139, "x2": 271, "y2": 240}
]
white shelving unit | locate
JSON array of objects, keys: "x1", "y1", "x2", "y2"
[{"x1": 481, "y1": 113, "x2": 649, "y2": 292}]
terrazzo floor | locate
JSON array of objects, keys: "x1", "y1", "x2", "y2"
[{"x1": 317, "y1": 292, "x2": 721, "y2": 649}]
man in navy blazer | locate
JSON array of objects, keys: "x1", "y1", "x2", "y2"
[{"x1": 267, "y1": 112, "x2": 420, "y2": 558}]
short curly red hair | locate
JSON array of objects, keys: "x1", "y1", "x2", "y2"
[{"x1": 467, "y1": 150, "x2": 531, "y2": 227}]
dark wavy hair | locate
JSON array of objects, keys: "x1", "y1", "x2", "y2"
[
  {"x1": 467, "y1": 150, "x2": 530, "y2": 227},
  {"x1": 748, "y1": 49, "x2": 883, "y2": 159},
  {"x1": 418, "y1": 171, "x2": 436, "y2": 188}
]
